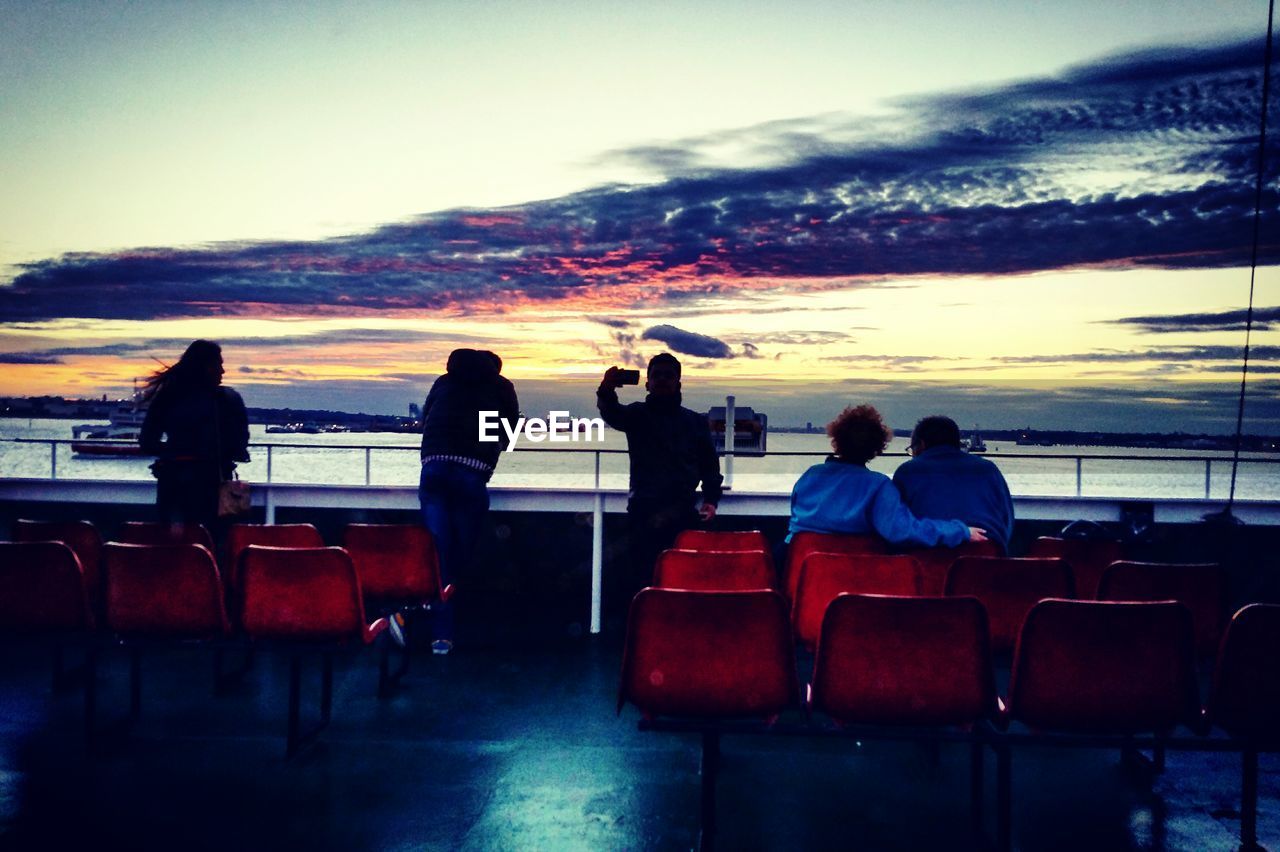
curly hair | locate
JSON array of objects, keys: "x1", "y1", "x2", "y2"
[{"x1": 826, "y1": 404, "x2": 892, "y2": 464}]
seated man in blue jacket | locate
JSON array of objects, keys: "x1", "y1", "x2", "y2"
[{"x1": 893, "y1": 415, "x2": 1014, "y2": 554}]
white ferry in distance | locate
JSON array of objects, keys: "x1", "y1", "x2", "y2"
[{"x1": 71, "y1": 385, "x2": 148, "y2": 457}]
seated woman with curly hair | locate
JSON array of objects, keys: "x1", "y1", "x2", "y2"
[{"x1": 788, "y1": 404, "x2": 987, "y2": 547}]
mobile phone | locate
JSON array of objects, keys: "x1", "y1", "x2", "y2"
[{"x1": 618, "y1": 369, "x2": 640, "y2": 385}]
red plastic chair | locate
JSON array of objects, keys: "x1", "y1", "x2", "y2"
[
  {"x1": 342, "y1": 523, "x2": 450, "y2": 604},
  {"x1": 227, "y1": 523, "x2": 324, "y2": 589},
  {"x1": 114, "y1": 521, "x2": 215, "y2": 553},
  {"x1": 1097, "y1": 561, "x2": 1225, "y2": 658},
  {"x1": 783, "y1": 531, "x2": 887, "y2": 602},
  {"x1": 652, "y1": 549, "x2": 776, "y2": 592},
  {"x1": 1207, "y1": 603, "x2": 1280, "y2": 744},
  {"x1": 1005, "y1": 599, "x2": 1198, "y2": 735},
  {"x1": 944, "y1": 557, "x2": 1074, "y2": 655},
  {"x1": 0, "y1": 541, "x2": 97, "y2": 736},
  {"x1": 1027, "y1": 536, "x2": 1125, "y2": 601},
  {"x1": 13, "y1": 519, "x2": 103, "y2": 608},
  {"x1": 0, "y1": 541, "x2": 94, "y2": 634},
  {"x1": 906, "y1": 539, "x2": 1002, "y2": 596},
  {"x1": 619, "y1": 588, "x2": 796, "y2": 720},
  {"x1": 792, "y1": 554, "x2": 922, "y2": 651},
  {"x1": 238, "y1": 545, "x2": 388, "y2": 756},
  {"x1": 102, "y1": 543, "x2": 232, "y2": 725},
  {"x1": 810, "y1": 593, "x2": 997, "y2": 727},
  {"x1": 1205, "y1": 604, "x2": 1280, "y2": 852},
  {"x1": 103, "y1": 543, "x2": 229, "y2": 639}
]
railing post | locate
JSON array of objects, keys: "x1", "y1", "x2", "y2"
[
  {"x1": 1075, "y1": 457, "x2": 1083, "y2": 497},
  {"x1": 591, "y1": 491, "x2": 603, "y2": 635},
  {"x1": 724, "y1": 395, "x2": 735, "y2": 491},
  {"x1": 264, "y1": 486, "x2": 276, "y2": 525},
  {"x1": 365, "y1": 447, "x2": 372, "y2": 486},
  {"x1": 266, "y1": 445, "x2": 274, "y2": 484},
  {"x1": 1205, "y1": 459, "x2": 1212, "y2": 499},
  {"x1": 50, "y1": 441, "x2": 58, "y2": 480},
  {"x1": 594, "y1": 450, "x2": 601, "y2": 490}
]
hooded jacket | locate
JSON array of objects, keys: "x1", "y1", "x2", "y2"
[{"x1": 420, "y1": 349, "x2": 520, "y2": 471}]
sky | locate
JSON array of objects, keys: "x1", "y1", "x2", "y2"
[{"x1": 1, "y1": 0, "x2": 1278, "y2": 433}]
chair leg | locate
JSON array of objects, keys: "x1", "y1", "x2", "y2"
[
  {"x1": 82, "y1": 644, "x2": 98, "y2": 747},
  {"x1": 700, "y1": 731, "x2": 720, "y2": 852},
  {"x1": 286, "y1": 654, "x2": 302, "y2": 758},
  {"x1": 320, "y1": 653, "x2": 333, "y2": 726},
  {"x1": 128, "y1": 647, "x2": 142, "y2": 723},
  {"x1": 970, "y1": 739, "x2": 984, "y2": 840},
  {"x1": 285, "y1": 652, "x2": 335, "y2": 759},
  {"x1": 1241, "y1": 747, "x2": 1259, "y2": 851},
  {"x1": 996, "y1": 744, "x2": 1012, "y2": 852}
]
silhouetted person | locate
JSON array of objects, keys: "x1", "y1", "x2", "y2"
[
  {"x1": 597, "y1": 353, "x2": 723, "y2": 610},
  {"x1": 139, "y1": 340, "x2": 249, "y2": 527},
  {"x1": 408, "y1": 348, "x2": 519, "y2": 655},
  {"x1": 788, "y1": 404, "x2": 985, "y2": 547},
  {"x1": 893, "y1": 415, "x2": 1014, "y2": 553}
]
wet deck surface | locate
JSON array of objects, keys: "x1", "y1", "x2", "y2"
[{"x1": 0, "y1": 608, "x2": 1276, "y2": 852}]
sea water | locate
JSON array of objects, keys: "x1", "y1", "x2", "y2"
[{"x1": 1, "y1": 419, "x2": 1277, "y2": 501}]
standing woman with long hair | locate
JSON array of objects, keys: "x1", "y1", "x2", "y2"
[{"x1": 139, "y1": 340, "x2": 250, "y2": 526}]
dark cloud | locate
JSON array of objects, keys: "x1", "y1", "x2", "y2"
[
  {"x1": 0, "y1": 327, "x2": 490, "y2": 361},
  {"x1": 641, "y1": 324, "x2": 734, "y2": 359},
  {"x1": 1109, "y1": 306, "x2": 1280, "y2": 333},
  {"x1": 0, "y1": 353, "x2": 62, "y2": 364},
  {"x1": 2, "y1": 39, "x2": 1278, "y2": 324},
  {"x1": 994, "y1": 345, "x2": 1280, "y2": 364},
  {"x1": 588, "y1": 317, "x2": 633, "y2": 329}
]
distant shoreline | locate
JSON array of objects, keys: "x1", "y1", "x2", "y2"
[{"x1": 3, "y1": 399, "x2": 1277, "y2": 453}]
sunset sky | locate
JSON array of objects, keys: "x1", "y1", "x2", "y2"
[{"x1": 1, "y1": 0, "x2": 1278, "y2": 432}]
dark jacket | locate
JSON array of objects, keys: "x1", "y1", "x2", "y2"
[
  {"x1": 596, "y1": 388, "x2": 723, "y2": 512},
  {"x1": 420, "y1": 349, "x2": 520, "y2": 470},
  {"x1": 140, "y1": 384, "x2": 250, "y2": 478},
  {"x1": 892, "y1": 446, "x2": 1015, "y2": 553}
]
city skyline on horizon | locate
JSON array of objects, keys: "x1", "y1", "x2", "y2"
[{"x1": 1, "y1": 1, "x2": 1277, "y2": 434}]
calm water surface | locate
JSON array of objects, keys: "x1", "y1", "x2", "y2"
[{"x1": 2, "y1": 419, "x2": 1277, "y2": 500}]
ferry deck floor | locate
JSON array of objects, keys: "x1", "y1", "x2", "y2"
[{"x1": 0, "y1": 591, "x2": 1276, "y2": 852}]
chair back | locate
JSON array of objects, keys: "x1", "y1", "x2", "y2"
[
  {"x1": 793, "y1": 553, "x2": 921, "y2": 650},
  {"x1": 227, "y1": 523, "x2": 325, "y2": 588},
  {"x1": 239, "y1": 546, "x2": 367, "y2": 642},
  {"x1": 1007, "y1": 599, "x2": 1198, "y2": 734},
  {"x1": 905, "y1": 539, "x2": 1002, "y2": 596},
  {"x1": 0, "y1": 541, "x2": 94, "y2": 631},
  {"x1": 674, "y1": 529, "x2": 771, "y2": 557},
  {"x1": 343, "y1": 524, "x2": 445, "y2": 602},
  {"x1": 652, "y1": 549, "x2": 776, "y2": 592},
  {"x1": 619, "y1": 589, "x2": 796, "y2": 720},
  {"x1": 1098, "y1": 561, "x2": 1225, "y2": 657},
  {"x1": 115, "y1": 521, "x2": 214, "y2": 553},
  {"x1": 103, "y1": 543, "x2": 229, "y2": 638},
  {"x1": 811, "y1": 594, "x2": 996, "y2": 726},
  {"x1": 784, "y1": 531, "x2": 887, "y2": 601},
  {"x1": 1027, "y1": 536, "x2": 1124, "y2": 600},
  {"x1": 945, "y1": 556, "x2": 1074, "y2": 654},
  {"x1": 1207, "y1": 603, "x2": 1280, "y2": 744},
  {"x1": 14, "y1": 519, "x2": 103, "y2": 602}
]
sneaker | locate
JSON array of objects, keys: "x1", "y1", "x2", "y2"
[
  {"x1": 388, "y1": 612, "x2": 407, "y2": 648},
  {"x1": 431, "y1": 639, "x2": 453, "y2": 656}
]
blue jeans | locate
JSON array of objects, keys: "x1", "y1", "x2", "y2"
[{"x1": 418, "y1": 459, "x2": 491, "y2": 642}]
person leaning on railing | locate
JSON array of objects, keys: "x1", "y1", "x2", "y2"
[
  {"x1": 402, "y1": 348, "x2": 519, "y2": 656},
  {"x1": 787, "y1": 404, "x2": 986, "y2": 548}
]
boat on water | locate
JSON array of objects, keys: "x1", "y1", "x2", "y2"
[
  {"x1": 71, "y1": 387, "x2": 148, "y2": 457},
  {"x1": 964, "y1": 425, "x2": 988, "y2": 453}
]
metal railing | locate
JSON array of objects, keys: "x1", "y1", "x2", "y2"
[{"x1": 8, "y1": 437, "x2": 1280, "y2": 499}]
